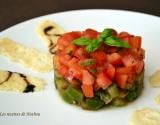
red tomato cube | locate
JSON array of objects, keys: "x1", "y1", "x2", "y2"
[
  {"x1": 91, "y1": 50, "x2": 107, "y2": 65},
  {"x1": 107, "y1": 53, "x2": 122, "y2": 66},
  {"x1": 74, "y1": 47, "x2": 88, "y2": 60},
  {"x1": 115, "y1": 74, "x2": 128, "y2": 89},
  {"x1": 96, "y1": 72, "x2": 112, "y2": 89},
  {"x1": 83, "y1": 28, "x2": 99, "y2": 39},
  {"x1": 82, "y1": 70, "x2": 94, "y2": 85},
  {"x1": 122, "y1": 54, "x2": 137, "y2": 67},
  {"x1": 104, "y1": 63, "x2": 115, "y2": 79},
  {"x1": 81, "y1": 84, "x2": 94, "y2": 98},
  {"x1": 129, "y1": 36, "x2": 142, "y2": 49}
]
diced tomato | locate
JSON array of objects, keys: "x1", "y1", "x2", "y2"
[
  {"x1": 82, "y1": 70, "x2": 94, "y2": 85},
  {"x1": 68, "y1": 64, "x2": 82, "y2": 80},
  {"x1": 121, "y1": 37, "x2": 131, "y2": 43},
  {"x1": 55, "y1": 28, "x2": 144, "y2": 93},
  {"x1": 127, "y1": 48, "x2": 138, "y2": 59},
  {"x1": 91, "y1": 50, "x2": 107, "y2": 65},
  {"x1": 116, "y1": 66, "x2": 133, "y2": 75},
  {"x1": 58, "y1": 31, "x2": 82, "y2": 49},
  {"x1": 67, "y1": 57, "x2": 78, "y2": 67},
  {"x1": 115, "y1": 74, "x2": 128, "y2": 89},
  {"x1": 129, "y1": 36, "x2": 142, "y2": 49},
  {"x1": 83, "y1": 28, "x2": 99, "y2": 39},
  {"x1": 107, "y1": 53, "x2": 122, "y2": 66},
  {"x1": 137, "y1": 48, "x2": 145, "y2": 60},
  {"x1": 65, "y1": 71, "x2": 74, "y2": 81},
  {"x1": 122, "y1": 54, "x2": 137, "y2": 67},
  {"x1": 127, "y1": 73, "x2": 136, "y2": 83},
  {"x1": 96, "y1": 66, "x2": 105, "y2": 73},
  {"x1": 74, "y1": 47, "x2": 88, "y2": 59},
  {"x1": 104, "y1": 63, "x2": 115, "y2": 79},
  {"x1": 105, "y1": 47, "x2": 119, "y2": 54},
  {"x1": 94, "y1": 83, "x2": 101, "y2": 91},
  {"x1": 54, "y1": 55, "x2": 61, "y2": 69},
  {"x1": 59, "y1": 54, "x2": 71, "y2": 66},
  {"x1": 118, "y1": 32, "x2": 133, "y2": 39},
  {"x1": 117, "y1": 33, "x2": 133, "y2": 46},
  {"x1": 65, "y1": 44, "x2": 77, "y2": 55},
  {"x1": 96, "y1": 72, "x2": 112, "y2": 89},
  {"x1": 134, "y1": 60, "x2": 144, "y2": 74},
  {"x1": 111, "y1": 29, "x2": 118, "y2": 36},
  {"x1": 58, "y1": 65, "x2": 68, "y2": 76},
  {"x1": 81, "y1": 84, "x2": 94, "y2": 98}
]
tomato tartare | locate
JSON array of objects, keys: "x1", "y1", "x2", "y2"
[{"x1": 54, "y1": 28, "x2": 145, "y2": 110}]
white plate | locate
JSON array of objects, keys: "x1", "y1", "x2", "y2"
[{"x1": 0, "y1": 9, "x2": 160, "y2": 125}]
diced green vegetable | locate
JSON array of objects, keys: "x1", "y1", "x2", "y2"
[
  {"x1": 107, "y1": 84, "x2": 119, "y2": 98},
  {"x1": 62, "y1": 91, "x2": 74, "y2": 103},
  {"x1": 118, "y1": 90, "x2": 128, "y2": 98},
  {"x1": 86, "y1": 39, "x2": 101, "y2": 53},
  {"x1": 104, "y1": 36, "x2": 130, "y2": 48},
  {"x1": 111, "y1": 98, "x2": 127, "y2": 106},
  {"x1": 54, "y1": 70, "x2": 63, "y2": 78},
  {"x1": 99, "y1": 92, "x2": 112, "y2": 104},
  {"x1": 126, "y1": 71, "x2": 144, "y2": 101},
  {"x1": 73, "y1": 37, "x2": 91, "y2": 45},
  {"x1": 54, "y1": 77, "x2": 69, "y2": 92},
  {"x1": 126, "y1": 90, "x2": 137, "y2": 101},
  {"x1": 80, "y1": 58, "x2": 95, "y2": 67},
  {"x1": 85, "y1": 98, "x2": 105, "y2": 110},
  {"x1": 54, "y1": 75, "x2": 73, "y2": 103},
  {"x1": 99, "y1": 28, "x2": 113, "y2": 41},
  {"x1": 65, "y1": 86, "x2": 84, "y2": 103}
]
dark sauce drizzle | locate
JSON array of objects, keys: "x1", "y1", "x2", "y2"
[
  {"x1": 0, "y1": 71, "x2": 35, "y2": 93},
  {"x1": 49, "y1": 44, "x2": 57, "y2": 54},
  {"x1": 0, "y1": 71, "x2": 12, "y2": 85},
  {"x1": 44, "y1": 26, "x2": 54, "y2": 35},
  {"x1": 44, "y1": 26, "x2": 62, "y2": 54},
  {"x1": 19, "y1": 74, "x2": 35, "y2": 93}
]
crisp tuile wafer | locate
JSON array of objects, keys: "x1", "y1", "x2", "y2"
[
  {"x1": 0, "y1": 38, "x2": 53, "y2": 72},
  {"x1": 0, "y1": 70, "x2": 44, "y2": 92}
]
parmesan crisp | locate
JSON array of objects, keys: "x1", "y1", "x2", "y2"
[
  {"x1": 0, "y1": 38, "x2": 53, "y2": 72},
  {"x1": 0, "y1": 70, "x2": 44, "y2": 92}
]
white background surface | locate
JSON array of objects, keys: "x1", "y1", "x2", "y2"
[{"x1": 0, "y1": 9, "x2": 160, "y2": 125}]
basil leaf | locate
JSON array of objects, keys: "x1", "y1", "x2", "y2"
[
  {"x1": 99, "y1": 28, "x2": 113, "y2": 41},
  {"x1": 80, "y1": 59, "x2": 95, "y2": 67},
  {"x1": 86, "y1": 39, "x2": 101, "y2": 53},
  {"x1": 73, "y1": 37, "x2": 91, "y2": 45},
  {"x1": 104, "y1": 36, "x2": 131, "y2": 48},
  {"x1": 89, "y1": 68, "x2": 97, "y2": 74}
]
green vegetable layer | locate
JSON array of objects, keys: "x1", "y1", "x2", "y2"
[{"x1": 54, "y1": 70, "x2": 144, "y2": 110}]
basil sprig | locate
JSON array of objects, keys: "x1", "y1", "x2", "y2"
[
  {"x1": 104, "y1": 36, "x2": 130, "y2": 48},
  {"x1": 73, "y1": 37, "x2": 91, "y2": 45},
  {"x1": 99, "y1": 28, "x2": 113, "y2": 41},
  {"x1": 86, "y1": 39, "x2": 101, "y2": 53},
  {"x1": 73, "y1": 28, "x2": 130, "y2": 53}
]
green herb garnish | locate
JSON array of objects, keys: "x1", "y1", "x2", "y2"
[
  {"x1": 72, "y1": 28, "x2": 130, "y2": 53},
  {"x1": 80, "y1": 58, "x2": 95, "y2": 66},
  {"x1": 86, "y1": 39, "x2": 101, "y2": 53},
  {"x1": 89, "y1": 68, "x2": 97, "y2": 74},
  {"x1": 73, "y1": 37, "x2": 91, "y2": 45},
  {"x1": 104, "y1": 36, "x2": 130, "y2": 48},
  {"x1": 99, "y1": 28, "x2": 113, "y2": 41}
]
